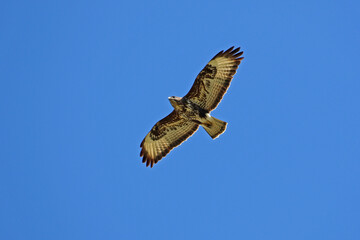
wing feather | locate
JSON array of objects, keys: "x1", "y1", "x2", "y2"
[
  {"x1": 184, "y1": 46, "x2": 244, "y2": 111},
  {"x1": 140, "y1": 111, "x2": 199, "y2": 167}
]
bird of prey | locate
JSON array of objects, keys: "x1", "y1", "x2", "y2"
[{"x1": 140, "y1": 46, "x2": 244, "y2": 167}]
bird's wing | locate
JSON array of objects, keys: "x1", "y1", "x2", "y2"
[
  {"x1": 184, "y1": 46, "x2": 244, "y2": 111},
  {"x1": 140, "y1": 111, "x2": 199, "y2": 167}
]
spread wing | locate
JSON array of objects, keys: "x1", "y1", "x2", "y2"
[
  {"x1": 185, "y1": 46, "x2": 244, "y2": 111},
  {"x1": 140, "y1": 111, "x2": 199, "y2": 167}
]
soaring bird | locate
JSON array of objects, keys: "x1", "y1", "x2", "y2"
[{"x1": 140, "y1": 47, "x2": 244, "y2": 167}]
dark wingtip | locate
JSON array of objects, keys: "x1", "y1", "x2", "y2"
[
  {"x1": 211, "y1": 50, "x2": 224, "y2": 60},
  {"x1": 213, "y1": 46, "x2": 244, "y2": 60},
  {"x1": 231, "y1": 47, "x2": 240, "y2": 54},
  {"x1": 141, "y1": 149, "x2": 157, "y2": 168},
  {"x1": 224, "y1": 46, "x2": 234, "y2": 54},
  {"x1": 233, "y1": 51, "x2": 243, "y2": 58}
]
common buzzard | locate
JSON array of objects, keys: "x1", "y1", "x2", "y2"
[{"x1": 140, "y1": 47, "x2": 244, "y2": 167}]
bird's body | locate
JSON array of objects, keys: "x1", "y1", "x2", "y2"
[
  {"x1": 168, "y1": 96, "x2": 225, "y2": 137},
  {"x1": 169, "y1": 96, "x2": 208, "y2": 122},
  {"x1": 140, "y1": 47, "x2": 244, "y2": 167}
]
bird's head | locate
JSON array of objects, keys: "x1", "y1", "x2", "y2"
[{"x1": 168, "y1": 96, "x2": 182, "y2": 108}]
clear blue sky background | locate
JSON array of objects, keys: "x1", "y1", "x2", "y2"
[{"x1": 1, "y1": 0, "x2": 359, "y2": 239}]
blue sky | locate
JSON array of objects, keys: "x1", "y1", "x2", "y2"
[{"x1": 1, "y1": 0, "x2": 360, "y2": 239}]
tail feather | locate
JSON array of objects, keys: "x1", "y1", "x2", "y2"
[{"x1": 202, "y1": 116, "x2": 227, "y2": 139}]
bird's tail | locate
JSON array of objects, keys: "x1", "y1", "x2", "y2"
[{"x1": 202, "y1": 116, "x2": 227, "y2": 139}]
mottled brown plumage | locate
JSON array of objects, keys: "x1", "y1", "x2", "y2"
[
  {"x1": 140, "y1": 47, "x2": 244, "y2": 167},
  {"x1": 185, "y1": 47, "x2": 243, "y2": 111}
]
